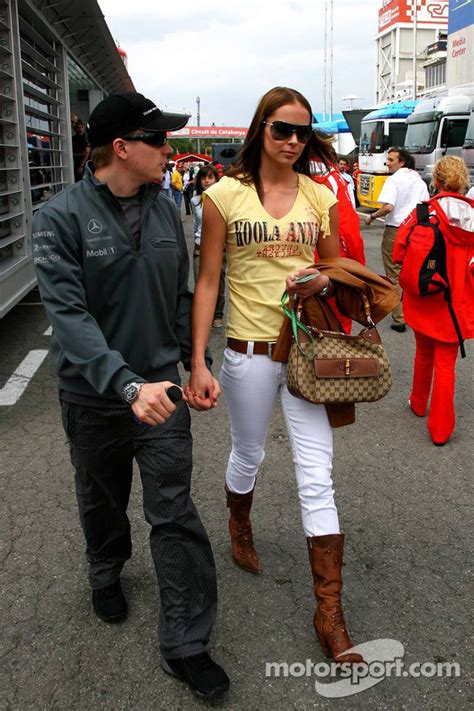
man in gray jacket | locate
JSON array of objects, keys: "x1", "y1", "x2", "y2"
[{"x1": 32, "y1": 92, "x2": 228, "y2": 699}]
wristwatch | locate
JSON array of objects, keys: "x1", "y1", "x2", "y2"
[
  {"x1": 318, "y1": 279, "x2": 331, "y2": 298},
  {"x1": 122, "y1": 381, "x2": 143, "y2": 404}
]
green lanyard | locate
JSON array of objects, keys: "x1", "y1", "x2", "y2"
[{"x1": 281, "y1": 291, "x2": 316, "y2": 358}]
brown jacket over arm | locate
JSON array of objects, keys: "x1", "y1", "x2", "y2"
[{"x1": 272, "y1": 257, "x2": 399, "y2": 428}]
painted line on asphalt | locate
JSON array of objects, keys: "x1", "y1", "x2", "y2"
[
  {"x1": 43, "y1": 326, "x2": 52, "y2": 336},
  {"x1": 0, "y1": 350, "x2": 49, "y2": 406}
]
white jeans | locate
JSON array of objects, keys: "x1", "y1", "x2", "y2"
[{"x1": 220, "y1": 346, "x2": 339, "y2": 537}]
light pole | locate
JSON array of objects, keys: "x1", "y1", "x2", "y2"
[
  {"x1": 412, "y1": 4, "x2": 418, "y2": 100},
  {"x1": 196, "y1": 96, "x2": 201, "y2": 154},
  {"x1": 323, "y1": 0, "x2": 334, "y2": 120},
  {"x1": 329, "y1": 0, "x2": 333, "y2": 120}
]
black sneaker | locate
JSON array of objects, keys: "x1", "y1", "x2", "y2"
[
  {"x1": 92, "y1": 580, "x2": 127, "y2": 623},
  {"x1": 162, "y1": 652, "x2": 230, "y2": 699},
  {"x1": 390, "y1": 323, "x2": 407, "y2": 333}
]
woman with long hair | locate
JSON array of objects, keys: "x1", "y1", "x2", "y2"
[
  {"x1": 186, "y1": 87, "x2": 362, "y2": 663},
  {"x1": 393, "y1": 155, "x2": 474, "y2": 445},
  {"x1": 190, "y1": 165, "x2": 226, "y2": 327}
]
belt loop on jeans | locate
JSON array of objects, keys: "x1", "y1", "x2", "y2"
[{"x1": 246, "y1": 341, "x2": 255, "y2": 358}]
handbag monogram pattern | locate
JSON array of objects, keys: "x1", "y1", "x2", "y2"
[
  {"x1": 282, "y1": 292, "x2": 392, "y2": 405},
  {"x1": 286, "y1": 328, "x2": 392, "y2": 404}
]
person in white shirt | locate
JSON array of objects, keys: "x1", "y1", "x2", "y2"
[
  {"x1": 365, "y1": 147, "x2": 429, "y2": 332},
  {"x1": 190, "y1": 165, "x2": 226, "y2": 327},
  {"x1": 160, "y1": 164, "x2": 172, "y2": 198},
  {"x1": 337, "y1": 157, "x2": 356, "y2": 208}
]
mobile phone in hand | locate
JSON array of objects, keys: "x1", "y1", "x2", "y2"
[{"x1": 294, "y1": 272, "x2": 319, "y2": 284}]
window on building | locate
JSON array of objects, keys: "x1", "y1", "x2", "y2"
[{"x1": 425, "y1": 62, "x2": 446, "y2": 89}]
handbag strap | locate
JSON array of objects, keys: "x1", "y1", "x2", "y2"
[
  {"x1": 281, "y1": 289, "x2": 376, "y2": 357},
  {"x1": 360, "y1": 294, "x2": 375, "y2": 326},
  {"x1": 314, "y1": 265, "x2": 376, "y2": 326},
  {"x1": 281, "y1": 291, "x2": 315, "y2": 358}
]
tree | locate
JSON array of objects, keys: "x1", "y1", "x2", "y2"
[{"x1": 167, "y1": 138, "x2": 214, "y2": 156}]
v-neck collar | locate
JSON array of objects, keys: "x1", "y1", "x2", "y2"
[{"x1": 253, "y1": 176, "x2": 301, "y2": 222}]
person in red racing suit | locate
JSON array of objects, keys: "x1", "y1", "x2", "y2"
[
  {"x1": 393, "y1": 156, "x2": 474, "y2": 446},
  {"x1": 311, "y1": 161, "x2": 365, "y2": 332}
]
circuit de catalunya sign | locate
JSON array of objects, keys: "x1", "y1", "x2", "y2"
[{"x1": 169, "y1": 126, "x2": 248, "y2": 139}]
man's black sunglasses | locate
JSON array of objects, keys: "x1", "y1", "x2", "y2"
[
  {"x1": 262, "y1": 120, "x2": 313, "y2": 144},
  {"x1": 122, "y1": 131, "x2": 168, "y2": 147}
]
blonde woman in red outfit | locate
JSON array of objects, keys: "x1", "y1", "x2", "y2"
[
  {"x1": 393, "y1": 156, "x2": 474, "y2": 445},
  {"x1": 186, "y1": 87, "x2": 363, "y2": 664}
]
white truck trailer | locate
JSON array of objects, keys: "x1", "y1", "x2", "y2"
[{"x1": 404, "y1": 84, "x2": 474, "y2": 188}]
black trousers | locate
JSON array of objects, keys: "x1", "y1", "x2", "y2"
[
  {"x1": 60, "y1": 399, "x2": 217, "y2": 659},
  {"x1": 183, "y1": 188, "x2": 193, "y2": 215}
]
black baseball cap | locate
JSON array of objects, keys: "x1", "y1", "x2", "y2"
[{"x1": 86, "y1": 92, "x2": 190, "y2": 148}]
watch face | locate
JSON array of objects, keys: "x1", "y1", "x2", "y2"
[{"x1": 123, "y1": 382, "x2": 140, "y2": 403}]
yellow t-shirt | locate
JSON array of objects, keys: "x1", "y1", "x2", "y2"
[
  {"x1": 205, "y1": 174, "x2": 337, "y2": 340},
  {"x1": 172, "y1": 170, "x2": 183, "y2": 191}
]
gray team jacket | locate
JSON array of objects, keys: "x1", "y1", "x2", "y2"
[{"x1": 32, "y1": 165, "x2": 199, "y2": 401}]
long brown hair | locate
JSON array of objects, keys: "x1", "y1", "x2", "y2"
[
  {"x1": 195, "y1": 165, "x2": 219, "y2": 196},
  {"x1": 227, "y1": 86, "x2": 334, "y2": 198}
]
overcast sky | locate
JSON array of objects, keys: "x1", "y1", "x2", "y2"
[{"x1": 98, "y1": 0, "x2": 382, "y2": 126}]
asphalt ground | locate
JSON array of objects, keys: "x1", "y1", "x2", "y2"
[{"x1": 1, "y1": 209, "x2": 472, "y2": 710}]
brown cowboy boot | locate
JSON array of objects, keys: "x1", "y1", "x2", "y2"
[
  {"x1": 307, "y1": 534, "x2": 363, "y2": 664},
  {"x1": 225, "y1": 484, "x2": 260, "y2": 574}
]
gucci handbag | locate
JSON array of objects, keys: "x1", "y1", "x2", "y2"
[{"x1": 282, "y1": 292, "x2": 392, "y2": 405}]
